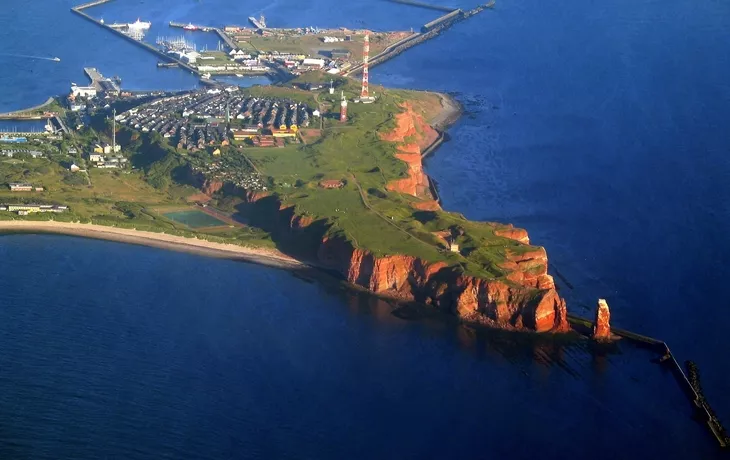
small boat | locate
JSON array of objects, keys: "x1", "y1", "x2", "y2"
[
  {"x1": 52, "y1": 57, "x2": 61, "y2": 62},
  {"x1": 235, "y1": 74, "x2": 244, "y2": 77}
]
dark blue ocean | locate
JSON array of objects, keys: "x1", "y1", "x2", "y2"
[{"x1": 1, "y1": 0, "x2": 728, "y2": 458}]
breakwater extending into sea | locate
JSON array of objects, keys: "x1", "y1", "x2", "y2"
[{"x1": 70, "y1": 0, "x2": 200, "y2": 75}]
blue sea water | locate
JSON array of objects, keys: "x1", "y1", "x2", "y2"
[{"x1": 1, "y1": 0, "x2": 728, "y2": 457}]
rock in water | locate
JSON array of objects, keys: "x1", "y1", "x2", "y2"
[{"x1": 592, "y1": 299, "x2": 612, "y2": 340}]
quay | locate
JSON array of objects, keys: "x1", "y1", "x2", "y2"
[
  {"x1": 344, "y1": 3, "x2": 493, "y2": 77},
  {"x1": 568, "y1": 314, "x2": 729, "y2": 449},
  {"x1": 84, "y1": 67, "x2": 121, "y2": 93},
  {"x1": 389, "y1": 0, "x2": 456, "y2": 12},
  {"x1": 169, "y1": 21, "x2": 212, "y2": 32},
  {"x1": 71, "y1": 1, "x2": 201, "y2": 76},
  {"x1": 213, "y1": 28, "x2": 237, "y2": 51}
]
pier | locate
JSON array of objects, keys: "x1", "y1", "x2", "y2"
[
  {"x1": 169, "y1": 21, "x2": 212, "y2": 32},
  {"x1": 213, "y1": 28, "x2": 238, "y2": 51},
  {"x1": 568, "y1": 314, "x2": 729, "y2": 449},
  {"x1": 71, "y1": 1, "x2": 200, "y2": 76},
  {"x1": 84, "y1": 67, "x2": 121, "y2": 93},
  {"x1": 344, "y1": 3, "x2": 493, "y2": 77}
]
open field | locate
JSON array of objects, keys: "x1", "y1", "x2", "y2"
[
  {"x1": 233, "y1": 31, "x2": 409, "y2": 63},
  {"x1": 163, "y1": 209, "x2": 228, "y2": 228},
  {"x1": 2, "y1": 75, "x2": 531, "y2": 281}
]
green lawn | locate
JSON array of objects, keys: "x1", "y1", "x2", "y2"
[{"x1": 163, "y1": 210, "x2": 228, "y2": 228}]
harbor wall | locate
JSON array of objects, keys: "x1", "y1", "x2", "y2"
[
  {"x1": 71, "y1": 5, "x2": 200, "y2": 76},
  {"x1": 567, "y1": 314, "x2": 728, "y2": 448},
  {"x1": 345, "y1": 4, "x2": 492, "y2": 77}
]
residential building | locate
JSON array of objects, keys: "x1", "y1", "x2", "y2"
[{"x1": 9, "y1": 183, "x2": 33, "y2": 192}]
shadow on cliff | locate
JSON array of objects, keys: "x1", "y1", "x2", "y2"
[{"x1": 232, "y1": 196, "x2": 331, "y2": 262}]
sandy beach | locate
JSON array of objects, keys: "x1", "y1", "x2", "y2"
[{"x1": 0, "y1": 221, "x2": 306, "y2": 270}]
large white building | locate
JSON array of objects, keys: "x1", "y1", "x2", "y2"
[
  {"x1": 302, "y1": 58, "x2": 325, "y2": 69},
  {"x1": 71, "y1": 85, "x2": 97, "y2": 98}
]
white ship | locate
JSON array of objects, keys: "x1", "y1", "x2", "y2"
[
  {"x1": 128, "y1": 18, "x2": 152, "y2": 30},
  {"x1": 248, "y1": 14, "x2": 266, "y2": 29}
]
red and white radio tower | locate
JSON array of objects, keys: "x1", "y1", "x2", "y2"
[
  {"x1": 340, "y1": 91, "x2": 348, "y2": 122},
  {"x1": 361, "y1": 32, "x2": 370, "y2": 99}
]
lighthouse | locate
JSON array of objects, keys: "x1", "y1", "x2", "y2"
[{"x1": 340, "y1": 91, "x2": 348, "y2": 123}]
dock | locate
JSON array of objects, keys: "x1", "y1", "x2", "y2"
[
  {"x1": 344, "y1": 3, "x2": 493, "y2": 78},
  {"x1": 71, "y1": 1, "x2": 201, "y2": 76},
  {"x1": 84, "y1": 67, "x2": 121, "y2": 93},
  {"x1": 213, "y1": 28, "x2": 238, "y2": 51},
  {"x1": 168, "y1": 21, "x2": 212, "y2": 32}
]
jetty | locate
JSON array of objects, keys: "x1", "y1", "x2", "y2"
[
  {"x1": 568, "y1": 314, "x2": 729, "y2": 449},
  {"x1": 169, "y1": 21, "x2": 212, "y2": 32},
  {"x1": 71, "y1": 1, "x2": 200, "y2": 76},
  {"x1": 344, "y1": 3, "x2": 493, "y2": 78}
]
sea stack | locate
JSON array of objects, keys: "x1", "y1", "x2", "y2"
[{"x1": 592, "y1": 299, "x2": 612, "y2": 340}]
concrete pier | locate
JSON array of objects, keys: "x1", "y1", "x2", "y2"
[
  {"x1": 567, "y1": 314, "x2": 728, "y2": 449},
  {"x1": 344, "y1": 4, "x2": 492, "y2": 77},
  {"x1": 71, "y1": 1, "x2": 201, "y2": 76},
  {"x1": 213, "y1": 28, "x2": 238, "y2": 51}
]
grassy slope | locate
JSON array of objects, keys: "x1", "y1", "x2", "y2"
[
  {"x1": 1, "y1": 77, "x2": 542, "y2": 282},
  {"x1": 245, "y1": 77, "x2": 543, "y2": 280}
]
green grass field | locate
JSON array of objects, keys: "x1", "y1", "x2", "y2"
[
  {"x1": 164, "y1": 210, "x2": 228, "y2": 228},
  {"x1": 1, "y1": 77, "x2": 544, "y2": 283}
]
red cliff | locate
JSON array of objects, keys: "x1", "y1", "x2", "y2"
[
  {"x1": 592, "y1": 299, "x2": 612, "y2": 340},
  {"x1": 381, "y1": 104, "x2": 440, "y2": 202},
  {"x1": 316, "y1": 235, "x2": 569, "y2": 333}
]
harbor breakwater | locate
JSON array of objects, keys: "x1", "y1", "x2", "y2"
[
  {"x1": 568, "y1": 314, "x2": 728, "y2": 449},
  {"x1": 345, "y1": 2, "x2": 494, "y2": 77},
  {"x1": 71, "y1": 1, "x2": 200, "y2": 76}
]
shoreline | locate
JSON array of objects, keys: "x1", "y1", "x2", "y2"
[{"x1": 0, "y1": 221, "x2": 305, "y2": 271}]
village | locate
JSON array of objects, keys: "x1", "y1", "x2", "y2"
[{"x1": 116, "y1": 88, "x2": 316, "y2": 151}]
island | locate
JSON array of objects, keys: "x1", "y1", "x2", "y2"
[{"x1": 0, "y1": 70, "x2": 570, "y2": 334}]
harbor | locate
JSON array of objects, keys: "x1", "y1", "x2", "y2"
[
  {"x1": 70, "y1": 1, "x2": 201, "y2": 76},
  {"x1": 70, "y1": 0, "x2": 493, "y2": 86}
]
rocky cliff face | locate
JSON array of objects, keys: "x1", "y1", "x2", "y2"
[
  {"x1": 381, "y1": 104, "x2": 440, "y2": 201},
  {"x1": 212, "y1": 105, "x2": 571, "y2": 334},
  {"x1": 592, "y1": 299, "x2": 612, "y2": 340},
  {"x1": 316, "y1": 235, "x2": 569, "y2": 333}
]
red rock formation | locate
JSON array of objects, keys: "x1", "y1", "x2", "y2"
[
  {"x1": 592, "y1": 299, "x2": 612, "y2": 340},
  {"x1": 387, "y1": 152, "x2": 431, "y2": 197},
  {"x1": 501, "y1": 247, "x2": 555, "y2": 290},
  {"x1": 202, "y1": 179, "x2": 223, "y2": 196},
  {"x1": 242, "y1": 189, "x2": 269, "y2": 203},
  {"x1": 495, "y1": 225, "x2": 530, "y2": 244},
  {"x1": 317, "y1": 235, "x2": 570, "y2": 333},
  {"x1": 412, "y1": 200, "x2": 441, "y2": 211},
  {"x1": 381, "y1": 104, "x2": 440, "y2": 200},
  {"x1": 290, "y1": 213, "x2": 313, "y2": 230}
]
